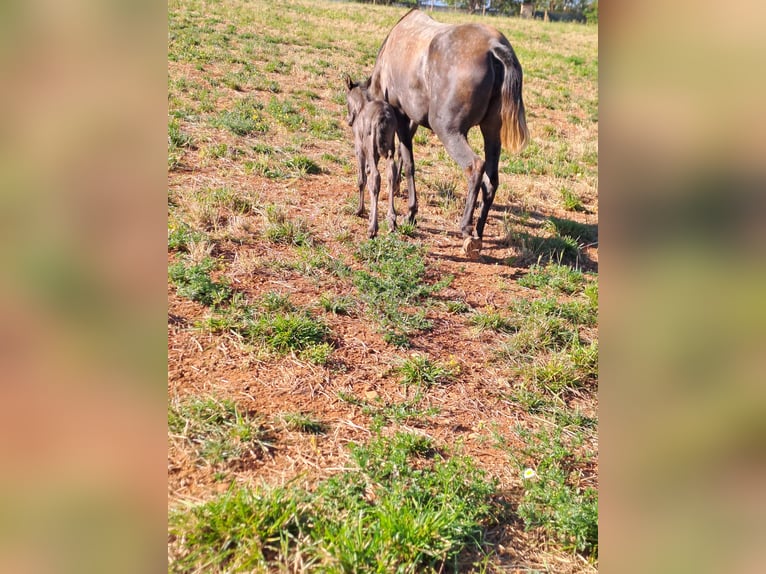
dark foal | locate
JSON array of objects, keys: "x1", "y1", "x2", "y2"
[{"x1": 345, "y1": 76, "x2": 399, "y2": 239}]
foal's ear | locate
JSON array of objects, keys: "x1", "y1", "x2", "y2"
[{"x1": 344, "y1": 74, "x2": 353, "y2": 90}]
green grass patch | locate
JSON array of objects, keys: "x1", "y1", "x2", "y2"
[
  {"x1": 559, "y1": 186, "x2": 585, "y2": 212},
  {"x1": 397, "y1": 354, "x2": 455, "y2": 388},
  {"x1": 213, "y1": 98, "x2": 269, "y2": 136},
  {"x1": 169, "y1": 432, "x2": 498, "y2": 572},
  {"x1": 512, "y1": 427, "x2": 598, "y2": 556},
  {"x1": 280, "y1": 412, "x2": 327, "y2": 434},
  {"x1": 469, "y1": 308, "x2": 516, "y2": 333},
  {"x1": 353, "y1": 234, "x2": 452, "y2": 344},
  {"x1": 168, "y1": 397, "x2": 272, "y2": 466},
  {"x1": 168, "y1": 258, "x2": 232, "y2": 307},
  {"x1": 263, "y1": 204, "x2": 313, "y2": 246},
  {"x1": 518, "y1": 262, "x2": 587, "y2": 294}
]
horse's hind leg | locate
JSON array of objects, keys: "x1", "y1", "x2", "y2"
[
  {"x1": 475, "y1": 122, "x2": 502, "y2": 239},
  {"x1": 436, "y1": 130, "x2": 485, "y2": 239},
  {"x1": 397, "y1": 116, "x2": 418, "y2": 224}
]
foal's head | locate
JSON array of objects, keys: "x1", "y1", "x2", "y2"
[{"x1": 344, "y1": 75, "x2": 371, "y2": 126}]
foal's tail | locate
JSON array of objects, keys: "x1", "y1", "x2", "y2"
[{"x1": 492, "y1": 42, "x2": 529, "y2": 154}]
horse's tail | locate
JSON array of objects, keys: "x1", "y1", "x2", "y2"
[{"x1": 492, "y1": 42, "x2": 529, "y2": 154}]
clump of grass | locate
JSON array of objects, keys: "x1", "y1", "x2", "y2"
[
  {"x1": 559, "y1": 186, "x2": 585, "y2": 212},
  {"x1": 518, "y1": 262, "x2": 586, "y2": 294},
  {"x1": 168, "y1": 258, "x2": 231, "y2": 306},
  {"x1": 267, "y1": 97, "x2": 304, "y2": 130},
  {"x1": 249, "y1": 312, "x2": 330, "y2": 355},
  {"x1": 445, "y1": 300, "x2": 471, "y2": 314},
  {"x1": 318, "y1": 293, "x2": 355, "y2": 315},
  {"x1": 280, "y1": 412, "x2": 326, "y2": 434},
  {"x1": 168, "y1": 217, "x2": 206, "y2": 252},
  {"x1": 397, "y1": 354, "x2": 455, "y2": 388},
  {"x1": 169, "y1": 432, "x2": 498, "y2": 572},
  {"x1": 214, "y1": 98, "x2": 269, "y2": 136},
  {"x1": 260, "y1": 291, "x2": 294, "y2": 313},
  {"x1": 168, "y1": 397, "x2": 272, "y2": 466},
  {"x1": 469, "y1": 308, "x2": 516, "y2": 333},
  {"x1": 512, "y1": 427, "x2": 598, "y2": 556},
  {"x1": 544, "y1": 217, "x2": 597, "y2": 244},
  {"x1": 353, "y1": 234, "x2": 451, "y2": 343},
  {"x1": 263, "y1": 204, "x2": 313, "y2": 246}
]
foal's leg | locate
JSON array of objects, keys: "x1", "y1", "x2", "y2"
[
  {"x1": 355, "y1": 145, "x2": 367, "y2": 217},
  {"x1": 396, "y1": 115, "x2": 418, "y2": 224},
  {"x1": 366, "y1": 145, "x2": 381, "y2": 238},
  {"x1": 385, "y1": 152, "x2": 398, "y2": 232},
  {"x1": 475, "y1": 122, "x2": 502, "y2": 239}
]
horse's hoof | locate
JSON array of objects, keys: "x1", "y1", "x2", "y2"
[{"x1": 461, "y1": 237, "x2": 482, "y2": 259}]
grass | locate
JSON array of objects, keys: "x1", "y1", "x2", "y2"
[
  {"x1": 213, "y1": 98, "x2": 269, "y2": 136},
  {"x1": 169, "y1": 432, "x2": 499, "y2": 573},
  {"x1": 280, "y1": 412, "x2": 327, "y2": 434},
  {"x1": 168, "y1": 397, "x2": 273, "y2": 466},
  {"x1": 397, "y1": 354, "x2": 455, "y2": 388},
  {"x1": 168, "y1": 257, "x2": 232, "y2": 307},
  {"x1": 469, "y1": 308, "x2": 516, "y2": 333},
  {"x1": 512, "y1": 426, "x2": 598, "y2": 557},
  {"x1": 263, "y1": 204, "x2": 313, "y2": 246},
  {"x1": 518, "y1": 262, "x2": 587, "y2": 294},
  {"x1": 353, "y1": 234, "x2": 452, "y2": 344}
]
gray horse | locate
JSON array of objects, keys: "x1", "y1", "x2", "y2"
[
  {"x1": 345, "y1": 76, "x2": 400, "y2": 238},
  {"x1": 368, "y1": 8, "x2": 529, "y2": 256}
]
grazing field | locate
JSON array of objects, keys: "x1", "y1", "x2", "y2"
[{"x1": 168, "y1": 0, "x2": 598, "y2": 571}]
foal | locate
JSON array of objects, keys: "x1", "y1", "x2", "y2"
[{"x1": 345, "y1": 76, "x2": 399, "y2": 238}]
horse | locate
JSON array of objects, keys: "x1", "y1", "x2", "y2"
[
  {"x1": 368, "y1": 8, "x2": 529, "y2": 257},
  {"x1": 345, "y1": 76, "x2": 400, "y2": 238}
]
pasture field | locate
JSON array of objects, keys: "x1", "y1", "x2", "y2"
[{"x1": 168, "y1": 0, "x2": 598, "y2": 571}]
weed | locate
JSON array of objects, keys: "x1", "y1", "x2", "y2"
[
  {"x1": 213, "y1": 98, "x2": 269, "y2": 136},
  {"x1": 168, "y1": 258, "x2": 231, "y2": 307},
  {"x1": 260, "y1": 291, "x2": 294, "y2": 313},
  {"x1": 318, "y1": 293, "x2": 355, "y2": 315},
  {"x1": 469, "y1": 308, "x2": 517, "y2": 333},
  {"x1": 518, "y1": 262, "x2": 586, "y2": 294},
  {"x1": 168, "y1": 217, "x2": 205, "y2": 252},
  {"x1": 168, "y1": 397, "x2": 272, "y2": 466},
  {"x1": 267, "y1": 97, "x2": 304, "y2": 130},
  {"x1": 446, "y1": 300, "x2": 471, "y2": 314},
  {"x1": 284, "y1": 154, "x2": 322, "y2": 176},
  {"x1": 249, "y1": 312, "x2": 330, "y2": 355},
  {"x1": 544, "y1": 216, "x2": 598, "y2": 244},
  {"x1": 281, "y1": 412, "x2": 326, "y2": 434},
  {"x1": 353, "y1": 235, "x2": 451, "y2": 339},
  {"x1": 397, "y1": 354, "x2": 454, "y2": 387},
  {"x1": 559, "y1": 186, "x2": 585, "y2": 211},
  {"x1": 263, "y1": 205, "x2": 313, "y2": 246}
]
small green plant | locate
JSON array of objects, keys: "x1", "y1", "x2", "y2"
[
  {"x1": 318, "y1": 293, "x2": 355, "y2": 315},
  {"x1": 168, "y1": 258, "x2": 232, "y2": 306},
  {"x1": 469, "y1": 308, "x2": 516, "y2": 333},
  {"x1": 260, "y1": 291, "x2": 294, "y2": 313},
  {"x1": 544, "y1": 217, "x2": 597, "y2": 244},
  {"x1": 168, "y1": 397, "x2": 272, "y2": 465},
  {"x1": 396, "y1": 220, "x2": 417, "y2": 237},
  {"x1": 397, "y1": 354, "x2": 454, "y2": 387},
  {"x1": 284, "y1": 154, "x2": 322, "y2": 176},
  {"x1": 353, "y1": 235, "x2": 451, "y2": 339},
  {"x1": 263, "y1": 205, "x2": 313, "y2": 246},
  {"x1": 281, "y1": 412, "x2": 326, "y2": 434},
  {"x1": 299, "y1": 341, "x2": 334, "y2": 365},
  {"x1": 559, "y1": 186, "x2": 585, "y2": 212},
  {"x1": 518, "y1": 262, "x2": 586, "y2": 294},
  {"x1": 168, "y1": 217, "x2": 205, "y2": 252},
  {"x1": 249, "y1": 312, "x2": 330, "y2": 355},
  {"x1": 446, "y1": 300, "x2": 471, "y2": 314},
  {"x1": 214, "y1": 98, "x2": 269, "y2": 136},
  {"x1": 267, "y1": 97, "x2": 304, "y2": 130}
]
